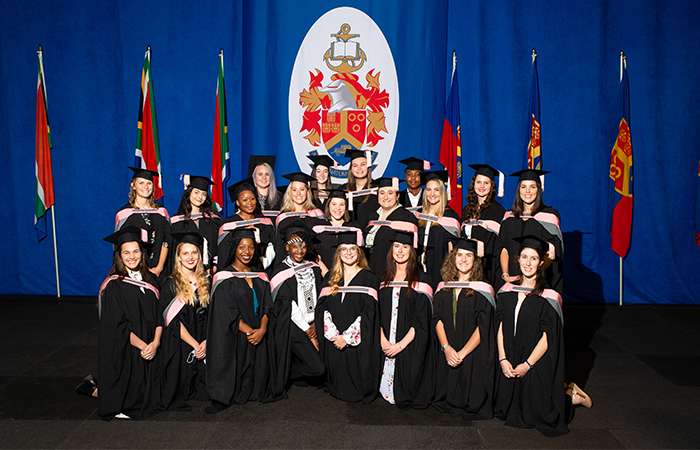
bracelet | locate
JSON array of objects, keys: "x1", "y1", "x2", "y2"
[
  {"x1": 525, "y1": 360, "x2": 532, "y2": 368},
  {"x1": 501, "y1": 273, "x2": 509, "y2": 280},
  {"x1": 441, "y1": 343, "x2": 451, "y2": 352},
  {"x1": 499, "y1": 358, "x2": 507, "y2": 363}
]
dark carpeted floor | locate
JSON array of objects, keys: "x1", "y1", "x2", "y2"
[{"x1": 1, "y1": 297, "x2": 699, "y2": 449}]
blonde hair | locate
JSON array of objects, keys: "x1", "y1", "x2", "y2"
[
  {"x1": 129, "y1": 178, "x2": 158, "y2": 208},
  {"x1": 171, "y1": 243, "x2": 210, "y2": 307},
  {"x1": 280, "y1": 181, "x2": 316, "y2": 212},
  {"x1": 419, "y1": 179, "x2": 447, "y2": 227},
  {"x1": 327, "y1": 244, "x2": 370, "y2": 295}
]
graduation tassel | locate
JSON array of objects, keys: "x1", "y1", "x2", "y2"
[{"x1": 498, "y1": 171, "x2": 505, "y2": 197}]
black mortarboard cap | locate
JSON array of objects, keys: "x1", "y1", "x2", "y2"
[
  {"x1": 103, "y1": 226, "x2": 149, "y2": 247},
  {"x1": 307, "y1": 155, "x2": 336, "y2": 168},
  {"x1": 344, "y1": 148, "x2": 366, "y2": 161},
  {"x1": 282, "y1": 172, "x2": 316, "y2": 184},
  {"x1": 171, "y1": 231, "x2": 204, "y2": 249},
  {"x1": 228, "y1": 178, "x2": 257, "y2": 200},
  {"x1": 247, "y1": 155, "x2": 276, "y2": 178},
  {"x1": 398, "y1": 157, "x2": 432, "y2": 171},
  {"x1": 187, "y1": 175, "x2": 215, "y2": 192},
  {"x1": 454, "y1": 238, "x2": 479, "y2": 254},
  {"x1": 278, "y1": 218, "x2": 316, "y2": 241},
  {"x1": 322, "y1": 188, "x2": 348, "y2": 201},
  {"x1": 468, "y1": 164, "x2": 499, "y2": 181},
  {"x1": 374, "y1": 177, "x2": 403, "y2": 189},
  {"x1": 229, "y1": 227, "x2": 257, "y2": 243},
  {"x1": 128, "y1": 166, "x2": 159, "y2": 182},
  {"x1": 509, "y1": 168, "x2": 550, "y2": 183},
  {"x1": 389, "y1": 229, "x2": 415, "y2": 246},
  {"x1": 420, "y1": 170, "x2": 449, "y2": 185},
  {"x1": 513, "y1": 234, "x2": 548, "y2": 257},
  {"x1": 334, "y1": 230, "x2": 362, "y2": 247}
]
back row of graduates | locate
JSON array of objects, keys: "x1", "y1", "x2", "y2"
[{"x1": 90, "y1": 150, "x2": 590, "y2": 437}]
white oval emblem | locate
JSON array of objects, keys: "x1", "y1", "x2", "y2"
[{"x1": 288, "y1": 7, "x2": 399, "y2": 182}]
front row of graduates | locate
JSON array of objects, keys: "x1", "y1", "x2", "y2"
[{"x1": 94, "y1": 218, "x2": 589, "y2": 436}]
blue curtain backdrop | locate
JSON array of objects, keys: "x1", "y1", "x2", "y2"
[{"x1": 0, "y1": 0, "x2": 698, "y2": 304}]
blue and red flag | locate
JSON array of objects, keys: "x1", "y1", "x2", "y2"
[
  {"x1": 609, "y1": 57, "x2": 633, "y2": 258},
  {"x1": 526, "y1": 51, "x2": 541, "y2": 170},
  {"x1": 210, "y1": 50, "x2": 230, "y2": 215},
  {"x1": 439, "y1": 55, "x2": 462, "y2": 213},
  {"x1": 134, "y1": 46, "x2": 164, "y2": 200},
  {"x1": 35, "y1": 46, "x2": 55, "y2": 242}
]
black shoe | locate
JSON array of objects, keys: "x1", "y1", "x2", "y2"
[
  {"x1": 205, "y1": 401, "x2": 230, "y2": 414},
  {"x1": 76, "y1": 375, "x2": 97, "y2": 397}
]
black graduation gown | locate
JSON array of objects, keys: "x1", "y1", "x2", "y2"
[
  {"x1": 97, "y1": 275, "x2": 162, "y2": 420},
  {"x1": 315, "y1": 269, "x2": 381, "y2": 403},
  {"x1": 258, "y1": 189, "x2": 284, "y2": 212},
  {"x1": 340, "y1": 182, "x2": 379, "y2": 230},
  {"x1": 365, "y1": 207, "x2": 418, "y2": 277},
  {"x1": 159, "y1": 278, "x2": 209, "y2": 411},
  {"x1": 398, "y1": 189, "x2": 423, "y2": 209},
  {"x1": 378, "y1": 272, "x2": 435, "y2": 409},
  {"x1": 461, "y1": 201, "x2": 506, "y2": 289},
  {"x1": 432, "y1": 288, "x2": 495, "y2": 419},
  {"x1": 313, "y1": 221, "x2": 360, "y2": 272},
  {"x1": 273, "y1": 211, "x2": 328, "y2": 268},
  {"x1": 170, "y1": 213, "x2": 222, "y2": 271},
  {"x1": 493, "y1": 291, "x2": 568, "y2": 436},
  {"x1": 498, "y1": 206, "x2": 563, "y2": 295},
  {"x1": 206, "y1": 269, "x2": 282, "y2": 405},
  {"x1": 115, "y1": 204, "x2": 172, "y2": 273},
  {"x1": 419, "y1": 207, "x2": 461, "y2": 288},
  {"x1": 218, "y1": 213, "x2": 275, "y2": 269},
  {"x1": 270, "y1": 262, "x2": 324, "y2": 391}
]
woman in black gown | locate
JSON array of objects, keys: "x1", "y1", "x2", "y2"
[
  {"x1": 312, "y1": 189, "x2": 363, "y2": 276},
  {"x1": 218, "y1": 179, "x2": 276, "y2": 271},
  {"x1": 365, "y1": 177, "x2": 418, "y2": 277},
  {"x1": 340, "y1": 148, "x2": 379, "y2": 229},
  {"x1": 160, "y1": 231, "x2": 210, "y2": 410},
  {"x1": 170, "y1": 176, "x2": 222, "y2": 273},
  {"x1": 461, "y1": 164, "x2": 506, "y2": 289},
  {"x1": 498, "y1": 169, "x2": 564, "y2": 296},
  {"x1": 206, "y1": 228, "x2": 282, "y2": 413},
  {"x1": 494, "y1": 234, "x2": 568, "y2": 436},
  {"x1": 308, "y1": 154, "x2": 335, "y2": 209},
  {"x1": 315, "y1": 232, "x2": 381, "y2": 403},
  {"x1": 115, "y1": 167, "x2": 171, "y2": 280},
  {"x1": 415, "y1": 170, "x2": 461, "y2": 288},
  {"x1": 432, "y1": 238, "x2": 495, "y2": 419},
  {"x1": 378, "y1": 230, "x2": 434, "y2": 409},
  {"x1": 270, "y1": 220, "x2": 326, "y2": 392},
  {"x1": 97, "y1": 226, "x2": 163, "y2": 420}
]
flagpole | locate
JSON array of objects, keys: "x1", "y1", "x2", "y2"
[
  {"x1": 50, "y1": 206, "x2": 61, "y2": 298},
  {"x1": 220, "y1": 48, "x2": 228, "y2": 217},
  {"x1": 619, "y1": 50, "x2": 624, "y2": 306},
  {"x1": 532, "y1": 48, "x2": 537, "y2": 65}
]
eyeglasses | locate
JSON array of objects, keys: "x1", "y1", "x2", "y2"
[{"x1": 339, "y1": 247, "x2": 358, "y2": 254}]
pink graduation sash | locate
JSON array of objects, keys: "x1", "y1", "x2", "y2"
[
  {"x1": 162, "y1": 295, "x2": 186, "y2": 327},
  {"x1": 367, "y1": 220, "x2": 419, "y2": 247},
  {"x1": 319, "y1": 285, "x2": 378, "y2": 301},
  {"x1": 262, "y1": 210, "x2": 279, "y2": 219},
  {"x1": 414, "y1": 212, "x2": 461, "y2": 237},
  {"x1": 497, "y1": 282, "x2": 563, "y2": 324},
  {"x1": 217, "y1": 217, "x2": 274, "y2": 244},
  {"x1": 115, "y1": 207, "x2": 170, "y2": 231},
  {"x1": 275, "y1": 209, "x2": 327, "y2": 227},
  {"x1": 379, "y1": 281, "x2": 434, "y2": 300},
  {"x1": 269, "y1": 261, "x2": 320, "y2": 301},
  {"x1": 98, "y1": 275, "x2": 159, "y2": 318},
  {"x1": 347, "y1": 187, "x2": 378, "y2": 211},
  {"x1": 170, "y1": 212, "x2": 218, "y2": 224},
  {"x1": 502, "y1": 211, "x2": 564, "y2": 252},
  {"x1": 435, "y1": 281, "x2": 496, "y2": 309},
  {"x1": 462, "y1": 219, "x2": 501, "y2": 236},
  {"x1": 211, "y1": 270, "x2": 270, "y2": 298},
  {"x1": 312, "y1": 225, "x2": 365, "y2": 246}
]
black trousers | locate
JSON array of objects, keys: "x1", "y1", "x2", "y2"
[{"x1": 290, "y1": 324, "x2": 326, "y2": 380}]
